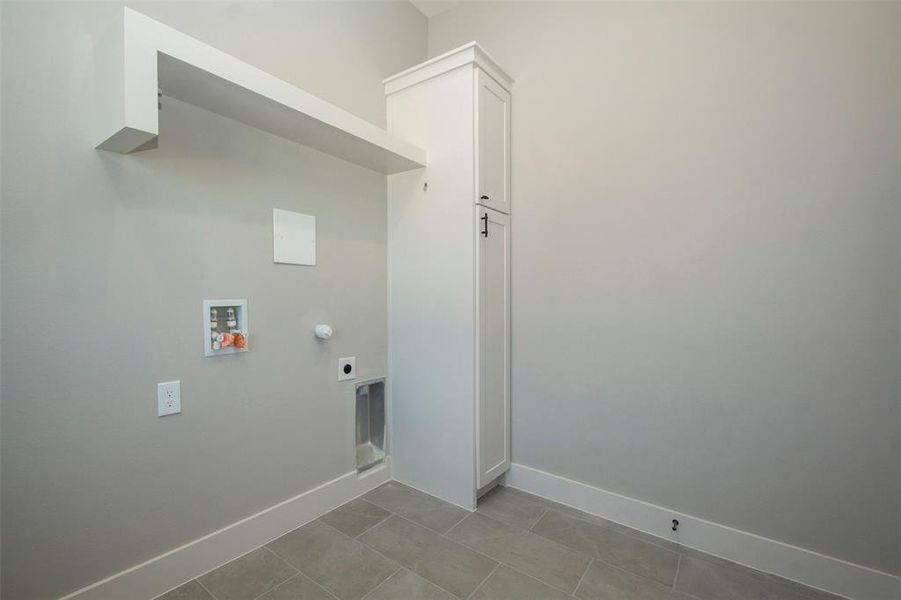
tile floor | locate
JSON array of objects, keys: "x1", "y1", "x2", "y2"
[{"x1": 157, "y1": 482, "x2": 845, "y2": 600}]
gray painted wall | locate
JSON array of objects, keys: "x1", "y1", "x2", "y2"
[
  {"x1": 429, "y1": 1, "x2": 901, "y2": 576},
  {"x1": 0, "y1": 2, "x2": 425, "y2": 598}
]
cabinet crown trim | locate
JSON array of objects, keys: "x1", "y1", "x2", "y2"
[{"x1": 384, "y1": 41, "x2": 514, "y2": 96}]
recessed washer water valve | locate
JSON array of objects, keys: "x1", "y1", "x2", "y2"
[
  {"x1": 203, "y1": 299, "x2": 248, "y2": 357},
  {"x1": 314, "y1": 324, "x2": 333, "y2": 340}
]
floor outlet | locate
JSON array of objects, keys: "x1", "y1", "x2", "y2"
[
  {"x1": 157, "y1": 381, "x2": 181, "y2": 416},
  {"x1": 338, "y1": 357, "x2": 356, "y2": 381}
]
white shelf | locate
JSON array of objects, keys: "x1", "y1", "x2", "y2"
[{"x1": 94, "y1": 9, "x2": 427, "y2": 174}]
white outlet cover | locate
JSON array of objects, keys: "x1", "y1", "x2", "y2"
[
  {"x1": 338, "y1": 357, "x2": 356, "y2": 381},
  {"x1": 157, "y1": 380, "x2": 181, "y2": 417},
  {"x1": 273, "y1": 208, "x2": 316, "y2": 266}
]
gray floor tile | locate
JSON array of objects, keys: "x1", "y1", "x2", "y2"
[
  {"x1": 154, "y1": 580, "x2": 215, "y2": 600},
  {"x1": 447, "y1": 512, "x2": 516, "y2": 543},
  {"x1": 538, "y1": 504, "x2": 610, "y2": 528},
  {"x1": 362, "y1": 482, "x2": 469, "y2": 534},
  {"x1": 768, "y1": 576, "x2": 849, "y2": 600},
  {"x1": 360, "y1": 568, "x2": 456, "y2": 600},
  {"x1": 468, "y1": 530, "x2": 591, "y2": 593},
  {"x1": 575, "y1": 560, "x2": 671, "y2": 600},
  {"x1": 497, "y1": 487, "x2": 610, "y2": 528},
  {"x1": 319, "y1": 498, "x2": 391, "y2": 538},
  {"x1": 363, "y1": 482, "x2": 454, "y2": 515},
  {"x1": 358, "y1": 515, "x2": 497, "y2": 598},
  {"x1": 498, "y1": 487, "x2": 681, "y2": 554},
  {"x1": 448, "y1": 512, "x2": 589, "y2": 593},
  {"x1": 532, "y1": 510, "x2": 679, "y2": 586},
  {"x1": 400, "y1": 504, "x2": 470, "y2": 534},
  {"x1": 476, "y1": 486, "x2": 548, "y2": 531},
  {"x1": 198, "y1": 547, "x2": 296, "y2": 600},
  {"x1": 470, "y1": 565, "x2": 571, "y2": 600},
  {"x1": 256, "y1": 573, "x2": 337, "y2": 600},
  {"x1": 155, "y1": 489, "x2": 849, "y2": 600},
  {"x1": 678, "y1": 546, "x2": 743, "y2": 569},
  {"x1": 674, "y1": 554, "x2": 780, "y2": 600},
  {"x1": 268, "y1": 521, "x2": 398, "y2": 600},
  {"x1": 676, "y1": 554, "x2": 847, "y2": 600},
  {"x1": 602, "y1": 521, "x2": 682, "y2": 554}
]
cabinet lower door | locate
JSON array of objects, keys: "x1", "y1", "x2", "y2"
[{"x1": 477, "y1": 206, "x2": 511, "y2": 488}]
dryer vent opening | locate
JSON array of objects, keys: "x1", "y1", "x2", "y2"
[{"x1": 355, "y1": 379, "x2": 386, "y2": 472}]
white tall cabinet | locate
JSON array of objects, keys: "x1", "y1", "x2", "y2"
[{"x1": 385, "y1": 43, "x2": 513, "y2": 509}]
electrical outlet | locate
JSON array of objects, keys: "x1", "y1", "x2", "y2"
[
  {"x1": 338, "y1": 357, "x2": 356, "y2": 381},
  {"x1": 157, "y1": 380, "x2": 181, "y2": 416}
]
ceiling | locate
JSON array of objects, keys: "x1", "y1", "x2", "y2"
[{"x1": 409, "y1": 1, "x2": 461, "y2": 18}]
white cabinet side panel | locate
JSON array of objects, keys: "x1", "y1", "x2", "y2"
[{"x1": 387, "y1": 67, "x2": 477, "y2": 510}]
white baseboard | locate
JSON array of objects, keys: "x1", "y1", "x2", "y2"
[
  {"x1": 504, "y1": 463, "x2": 900, "y2": 600},
  {"x1": 61, "y1": 463, "x2": 392, "y2": 600}
]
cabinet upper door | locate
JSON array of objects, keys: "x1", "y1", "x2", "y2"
[
  {"x1": 476, "y1": 69, "x2": 511, "y2": 214},
  {"x1": 477, "y1": 207, "x2": 511, "y2": 488}
]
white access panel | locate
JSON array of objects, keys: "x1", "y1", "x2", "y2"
[
  {"x1": 273, "y1": 209, "x2": 316, "y2": 265},
  {"x1": 475, "y1": 69, "x2": 511, "y2": 215},
  {"x1": 477, "y1": 206, "x2": 511, "y2": 487}
]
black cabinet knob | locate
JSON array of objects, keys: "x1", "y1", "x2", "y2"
[{"x1": 480, "y1": 195, "x2": 489, "y2": 200}]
